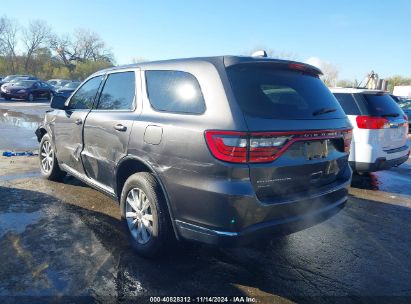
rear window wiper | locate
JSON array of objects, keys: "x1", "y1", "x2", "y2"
[
  {"x1": 312, "y1": 107, "x2": 337, "y2": 116},
  {"x1": 381, "y1": 113, "x2": 399, "y2": 117}
]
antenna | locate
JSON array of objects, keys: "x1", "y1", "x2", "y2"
[{"x1": 251, "y1": 50, "x2": 268, "y2": 58}]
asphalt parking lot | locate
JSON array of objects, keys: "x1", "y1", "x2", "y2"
[{"x1": 1, "y1": 99, "x2": 411, "y2": 303}]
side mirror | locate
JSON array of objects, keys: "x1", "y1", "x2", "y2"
[{"x1": 50, "y1": 95, "x2": 68, "y2": 110}]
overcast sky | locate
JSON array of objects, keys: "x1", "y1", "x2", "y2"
[{"x1": 2, "y1": 0, "x2": 410, "y2": 81}]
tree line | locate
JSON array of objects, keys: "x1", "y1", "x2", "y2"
[
  {"x1": 1, "y1": 18, "x2": 410, "y2": 91},
  {"x1": 0, "y1": 16, "x2": 113, "y2": 81}
]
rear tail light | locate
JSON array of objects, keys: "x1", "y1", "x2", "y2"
[
  {"x1": 356, "y1": 116, "x2": 389, "y2": 129},
  {"x1": 249, "y1": 135, "x2": 292, "y2": 163},
  {"x1": 404, "y1": 115, "x2": 409, "y2": 128},
  {"x1": 205, "y1": 129, "x2": 352, "y2": 164},
  {"x1": 205, "y1": 131, "x2": 248, "y2": 163}
]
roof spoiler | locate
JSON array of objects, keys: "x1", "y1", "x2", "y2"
[{"x1": 223, "y1": 56, "x2": 323, "y2": 76}]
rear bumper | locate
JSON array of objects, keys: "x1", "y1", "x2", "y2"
[
  {"x1": 350, "y1": 151, "x2": 410, "y2": 172},
  {"x1": 174, "y1": 178, "x2": 350, "y2": 246}
]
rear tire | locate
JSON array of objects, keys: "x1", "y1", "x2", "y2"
[
  {"x1": 39, "y1": 133, "x2": 66, "y2": 181},
  {"x1": 120, "y1": 172, "x2": 174, "y2": 258}
]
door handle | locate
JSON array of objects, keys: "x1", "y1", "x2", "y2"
[
  {"x1": 75, "y1": 118, "x2": 82, "y2": 125},
  {"x1": 114, "y1": 124, "x2": 127, "y2": 131}
]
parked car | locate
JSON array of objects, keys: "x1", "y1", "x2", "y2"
[
  {"x1": 0, "y1": 75, "x2": 37, "y2": 87},
  {"x1": 1, "y1": 76, "x2": 38, "y2": 90},
  {"x1": 398, "y1": 99, "x2": 411, "y2": 132},
  {"x1": 1, "y1": 76, "x2": 39, "y2": 95},
  {"x1": 55, "y1": 81, "x2": 81, "y2": 98},
  {"x1": 331, "y1": 88, "x2": 410, "y2": 173},
  {"x1": 390, "y1": 94, "x2": 402, "y2": 103},
  {"x1": 36, "y1": 55, "x2": 353, "y2": 257},
  {"x1": 1, "y1": 80, "x2": 55, "y2": 101},
  {"x1": 47, "y1": 79, "x2": 71, "y2": 89}
]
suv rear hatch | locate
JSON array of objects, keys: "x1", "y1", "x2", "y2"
[
  {"x1": 355, "y1": 93, "x2": 408, "y2": 151},
  {"x1": 222, "y1": 59, "x2": 351, "y2": 201}
]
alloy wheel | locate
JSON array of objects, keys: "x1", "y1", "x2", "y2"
[
  {"x1": 125, "y1": 188, "x2": 154, "y2": 244},
  {"x1": 40, "y1": 140, "x2": 54, "y2": 173}
]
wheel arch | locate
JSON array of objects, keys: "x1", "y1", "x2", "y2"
[
  {"x1": 35, "y1": 126, "x2": 48, "y2": 142},
  {"x1": 115, "y1": 155, "x2": 180, "y2": 240}
]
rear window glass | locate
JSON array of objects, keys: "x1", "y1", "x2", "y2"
[
  {"x1": 333, "y1": 93, "x2": 361, "y2": 115},
  {"x1": 226, "y1": 65, "x2": 346, "y2": 119},
  {"x1": 359, "y1": 93, "x2": 404, "y2": 117},
  {"x1": 145, "y1": 71, "x2": 205, "y2": 114}
]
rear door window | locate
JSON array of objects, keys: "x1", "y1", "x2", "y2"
[
  {"x1": 226, "y1": 65, "x2": 346, "y2": 119},
  {"x1": 145, "y1": 70, "x2": 205, "y2": 114},
  {"x1": 333, "y1": 93, "x2": 361, "y2": 115},
  {"x1": 96, "y1": 72, "x2": 136, "y2": 110},
  {"x1": 357, "y1": 93, "x2": 404, "y2": 117}
]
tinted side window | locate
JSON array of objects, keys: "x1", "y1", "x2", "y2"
[
  {"x1": 333, "y1": 93, "x2": 361, "y2": 115},
  {"x1": 97, "y1": 72, "x2": 135, "y2": 110},
  {"x1": 69, "y1": 76, "x2": 103, "y2": 110},
  {"x1": 145, "y1": 71, "x2": 205, "y2": 114}
]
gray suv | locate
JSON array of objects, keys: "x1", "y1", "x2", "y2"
[{"x1": 36, "y1": 56, "x2": 353, "y2": 257}]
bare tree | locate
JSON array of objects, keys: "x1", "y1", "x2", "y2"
[
  {"x1": 49, "y1": 33, "x2": 78, "y2": 72},
  {"x1": 72, "y1": 28, "x2": 113, "y2": 62},
  {"x1": 0, "y1": 16, "x2": 19, "y2": 73},
  {"x1": 306, "y1": 57, "x2": 339, "y2": 87},
  {"x1": 22, "y1": 20, "x2": 51, "y2": 72},
  {"x1": 320, "y1": 62, "x2": 339, "y2": 87},
  {"x1": 0, "y1": 15, "x2": 119, "y2": 78},
  {"x1": 0, "y1": 18, "x2": 5, "y2": 53},
  {"x1": 50, "y1": 29, "x2": 113, "y2": 75}
]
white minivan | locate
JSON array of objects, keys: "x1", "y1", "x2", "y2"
[{"x1": 331, "y1": 88, "x2": 410, "y2": 172}]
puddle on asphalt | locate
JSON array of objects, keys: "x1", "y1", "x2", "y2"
[
  {"x1": 0, "y1": 210, "x2": 43, "y2": 238},
  {"x1": 0, "y1": 171, "x2": 41, "y2": 181},
  {"x1": 351, "y1": 164, "x2": 411, "y2": 197},
  {"x1": 0, "y1": 109, "x2": 42, "y2": 131}
]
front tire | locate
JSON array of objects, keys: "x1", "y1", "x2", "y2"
[
  {"x1": 120, "y1": 172, "x2": 173, "y2": 258},
  {"x1": 39, "y1": 134, "x2": 66, "y2": 181},
  {"x1": 27, "y1": 93, "x2": 34, "y2": 102}
]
